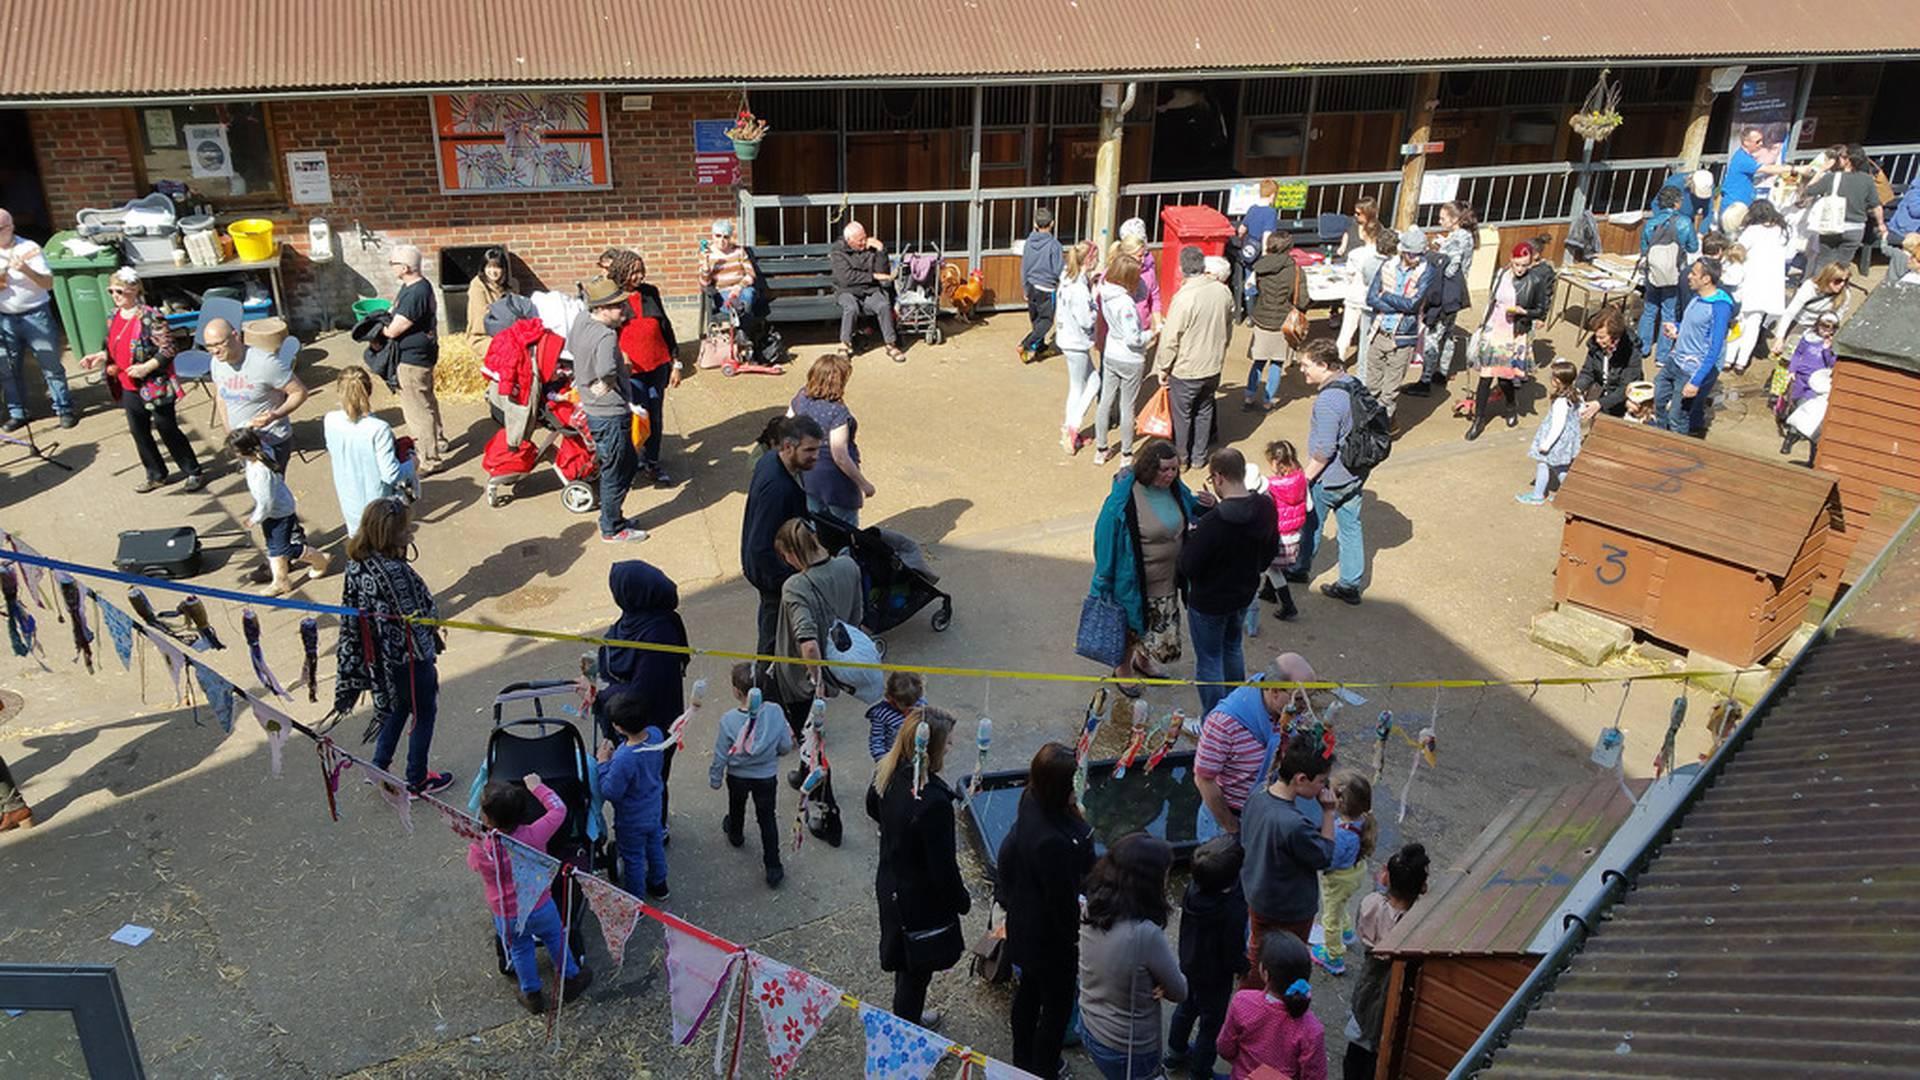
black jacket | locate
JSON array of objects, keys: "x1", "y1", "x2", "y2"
[
  {"x1": 1248, "y1": 252, "x2": 1305, "y2": 333},
  {"x1": 831, "y1": 240, "x2": 891, "y2": 297},
  {"x1": 1178, "y1": 493, "x2": 1279, "y2": 616},
  {"x1": 741, "y1": 451, "x2": 807, "y2": 592},
  {"x1": 995, "y1": 793, "x2": 1096, "y2": 969},
  {"x1": 1485, "y1": 263, "x2": 1556, "y2": 337},
  {"x1": 631, "y1": 282, "x2": 680, "y2": 359},
  {"x1": 867, "y1": 772, "x2": 971, "y2": 972},
  {"x1": 1576, "y1": 328, "x2": 1643, "y2": 416},
  {"x1": 1177, "y1": 880, "x2": 1250, "y2": 997}
]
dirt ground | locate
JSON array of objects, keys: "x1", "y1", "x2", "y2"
[{"x1": 0, "y1": 271, "x2": 1865, "y2": 1078}]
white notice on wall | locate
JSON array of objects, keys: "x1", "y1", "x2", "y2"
[
  {"x1": 1418, "y1": 172, "x2": 1460, "y2": 205},
  {"x1": 182, "y1": 124, "x2": 233, "y2": 179},
  {"x1": 286, "y1": 151, "x2": 333, "y2": 204},
  {"x1": 1226, "y1": 182, "x2": 1261, "y2": 216}
]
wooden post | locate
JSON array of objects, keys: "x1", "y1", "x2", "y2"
[
  {"x1": 1678, "y1": 67, "x2": 1718, "y2": 171},
  {"x1": 966, "y1": 85, "x2": 984, "y2": 270},
  {"x1": 1394, "y1": 72, "x2": 1442, "y2": 229},
  {"x1": 1090, "y1": 83, "x2": 1135, "y2": 253}
]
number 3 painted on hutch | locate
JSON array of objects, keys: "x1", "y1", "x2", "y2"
[{"x1": 1596, "y1": 543, "x2": 1629, "y2": 586}]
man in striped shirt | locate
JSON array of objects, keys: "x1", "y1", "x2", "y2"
[
  {"x1": 1192, "y1": 652, "x2": 1316, "y2": 835},
  {"x1": 700, "y1": 219, "x2": 757, "y2": 328}
]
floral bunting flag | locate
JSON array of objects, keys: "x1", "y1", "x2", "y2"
[
  {"x1": 858, "y1": 1002, "x2": 953, "y2": 1080},
  {"x1": 98, "y1": 598, "x2": 137, "y2": 671},
  {"x1": 578, "y1": 873, "x2": 645, "y2": 973},
  {"x1": 664, "y1": 921, "x2": 740, "y2": 1044},
  {"x1": 191, "y1": 661, "x2": 240, "y2": 734},
  {"x1": 434, "y1": 800, "x2": 485, "y2": 843},
  {"x1": 500, "y1": 835, "x2": 562, "y2": 932},
  {"x1": 747, "y1": 951, "x2": 842, "y2": 1079},
  {"x1": 362, "y1": 760, "x2": 416, "y2": 836}
]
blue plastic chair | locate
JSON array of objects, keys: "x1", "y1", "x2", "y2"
[{"x1": 193, "y1": 297, "x2": 246, "y2": 347}]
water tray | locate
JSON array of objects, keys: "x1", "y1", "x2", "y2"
[{"x1": 960, "y1": 750, "x2": 1204, "y2": 877}]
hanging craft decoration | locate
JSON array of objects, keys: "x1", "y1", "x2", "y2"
[
  {"x1": 579, "y1": 871, "x2": 647, "y2": 972},
  {"x1": 97, "y1": 596, "x2": 137, "y2": 671},
  {"x1": 1112, "y1": 703, "x2": 1149, "y2": 779},
  {"x1": 56, "y1": 574, "x2": 94, "y2": 672},
  {"x1": 299, "y1": 617, "x2": 320, "y2": 702},
  {"x1": 794, "y1": 698, "x2": 830, "y2": 849},
  {"x1": 1652, "y1": 692, "x2": 1689, "y2": 779},
  {"x1": 748, "y1": 951, "x2": 843, "y2": 1080},
  {"x1": 859, "y1": 1001, "x2": 955, "y2": 1080},
  {"x1": 1143, "y1": 708, "x2": 1183, "y2": 774},
  {"x1": 663, "y1": 920, "x2": 741, "y2": 1043},
  {"x1": 251, "y1": 695, "x2": 295, "y2": 777},
  {"x1": 146, "y1": 626, "x2": 190, "y2": 702},
  {"x1": 1, "y1": 563, "x2": 37, "y2": 657},
  {"x1": 364, "y1": 759, "x2": 416, "y2": 835},
  {"x1": 241, "y1": 610, "x2": 290, "y2": 699},
  {"x1": 317, "y1": 738, "x2": 354, "y2": 821},
  {"x1": 176, "y1": 596, "x2": 223, "y2": 651},
  {"x1": 731, "y1": 687, "x2": 766, "y2": 756},
  {"x1": 5, "y1": 533, "x2": 50, "y2": 608},
  {"x1": 969, "y1": 713, "x2": 991, "y2": 798},
  {"x1": 1372, "y1": 710, "x2": 1394, "y2": 782},
  {"x1": 909, "y1": 714, "x2": 929, "y2": 799},
  {"x1": 667, "y1": 678, "x2": 708, "y2": 749}
]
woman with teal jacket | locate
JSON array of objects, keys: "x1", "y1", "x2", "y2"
[{"x1": 1089, "y1": 438, "x2": 1210, "y2": 694}]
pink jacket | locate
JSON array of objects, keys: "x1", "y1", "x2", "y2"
[
  {"x1": 1266, "y1": 470, "x2": 1309, "y2": 535},
  {"x1": 467, "y1": 781, "x2": 568, "y2": 920}
]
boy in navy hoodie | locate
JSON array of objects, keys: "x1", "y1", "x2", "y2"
[
  {"x1": 596, "y1": 689, "x2": 669, "y2": 899},
  {"x1": 1167, "y1": 834, "x2": 1251, "y2": 1077}
]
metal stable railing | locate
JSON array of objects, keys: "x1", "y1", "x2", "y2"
[
  {"x1": 738, "y1": 184, "x2": 1096, "y2": 257},
  {"x1": 1117, "y1": 172, "x2": 1402, "y2": 242}
]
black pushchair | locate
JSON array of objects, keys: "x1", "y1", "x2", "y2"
[
  {"x1": 480, "y1": 679, "x2": 610, "y2": 977},
  {"x1": 810, "y1": 515, "x2": 953, "y2": 634}
]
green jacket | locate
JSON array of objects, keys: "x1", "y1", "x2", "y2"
[{"x1": 1089, "y1": 472, "x2": 1199, "y2": 635}]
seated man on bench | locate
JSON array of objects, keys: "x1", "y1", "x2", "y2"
[
  {"x1": 700, "y1": 218, "x2": 758, "y2": 335},
  {"x1": 830, "y1": 221, "x2": 905, "y2": 362}
]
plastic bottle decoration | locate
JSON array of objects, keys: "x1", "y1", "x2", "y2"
[
  {"x1": 1074, "y1": 687, "x2": 1109, "y2": 765},
  {"x1": 1144, "y1": 708, "x2": 1184, "y2": 774},
  {"x1": 792, "y1": 698, "x2": 829, "y2": 850},
  {"x1": 731, "y1": 684, "x2": 765, "y2": 756},
  {"x1": 1113, "y1": 705, "x2": 1150, "y2": 779},
  {"x1": 299, "y1": 617, "x2": 320, "y2": 703},
  {"x1": 1, "y1": 565, "x2": 37, "y2": 657},
  {"x1": 969, "y1": 715, "x2": 991, "y2": 798},
  {"x1": 1372, "y1": 710, "x2": 1393, "y2": 782},
  {"x1": 1398, "y1": 726, "x2": 1437, "y2": 824},
  {"x1": 1590, "y1": 725, "x2": 1624, "y2": 770},
  {"x1": 1653, "y1": 692, "x2": 1688, "y2": 779},
  {"x1": 173, "y1": 596, "x2": 222, "y2": 651},
  {"x1": 56, "y1": 575, "x2": 94, "y2": 673},
  {"x1": 666, "y1": 678, "x2": 708, "y2": 750},
  {"x1": 241, "y1": 610, "x2": 288, "y2": 698},
  {"x1": 910, "y1": 717, "x2": 930, "y2": 799},
  {"x1": 1242, "y1": 600, "x2": 1262, "y2": 640},
  {"x1": 574, "y1": 652, "x2": 598, "y2": 720}
]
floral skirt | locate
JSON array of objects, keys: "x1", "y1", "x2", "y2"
[
  {"x1": 1137, "y1": 594, "x2": 1183, "y2": 664},
  {"x1": 1473, "y1": 333, "x2": 1534, "y2": 381}
]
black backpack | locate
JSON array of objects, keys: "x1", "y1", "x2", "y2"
[{"x1": 1337, "y1": 379, "x2": 1393, "y2": 476}]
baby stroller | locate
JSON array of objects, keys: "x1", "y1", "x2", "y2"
[
  {"x1": 476, "y1": 679, "x2": 611, "y2": 977},
  {"x1": 480, "y1": 316, "x2": 602, "y2": 512},
  {"x1": 893, "y1": 244, "x2": 945, "y2": 346},
  {"x1": 810, "y1": 514, "x2": 953, "y2": 634}
]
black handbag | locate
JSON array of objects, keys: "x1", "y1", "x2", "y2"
[{"x1": 901, "y1": 916, "x2": 965, "y2": 973}]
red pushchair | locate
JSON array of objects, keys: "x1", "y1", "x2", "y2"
[{"x1": 481, "y1": 318, "x2": 601, "y2": 512}]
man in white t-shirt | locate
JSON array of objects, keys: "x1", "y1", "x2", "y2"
[
  {"x1": 205, "y1": 317, "x2": 308, "y2": 472},
  {"x1": 0, "y1": 209, "x2": 75, "y2": 430}
]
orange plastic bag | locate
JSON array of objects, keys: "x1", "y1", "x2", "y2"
[
  {"x1": 629, "y1": 409, "x2": 652, "y2": 451},
  {"x1": 1137, "y1": 385, "x2": 1174, "y2": 440}
]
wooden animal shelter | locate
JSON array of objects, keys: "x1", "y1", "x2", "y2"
[
  {"x1": 1550, "y1": 419, "x2": 1841, "y2": 665},
  {"x1": 1813, "y1": 282, "x2": 1920, "y2": 591},
  {"x1": 1370, "y1": 776, "x2": 1642, "y2": 1080}
]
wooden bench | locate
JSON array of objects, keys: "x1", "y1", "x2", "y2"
[{"x1": 749, "y1": 243, "x2": 843, "y2": 325}]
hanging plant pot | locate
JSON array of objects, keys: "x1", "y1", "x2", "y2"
[
  {"x1": 1570, "y1": 111, "x2": 1624, "y2": 142},
  {"x1": 731, "y1": 138, "x2": 762, "y2": 161}
]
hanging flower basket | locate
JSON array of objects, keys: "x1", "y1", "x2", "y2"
[
  {"x1": 727, "y1": 110, "x2": 770, "y2": 160},
  {"x1": 1570, "y1": 110, "x2": 1624, "y2": 142}
]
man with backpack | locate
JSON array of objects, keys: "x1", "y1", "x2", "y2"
[
  {"x1": 1636, "y1": 187, "x2": 1698, "y2": 367},
  {"x1": 1293, "y1": 340, "x2": 1391, "y2": 605}
]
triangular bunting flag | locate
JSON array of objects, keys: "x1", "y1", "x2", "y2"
[
  {"x1": 8, "y1": 536, "x2": 50, "y2": 608},
  {"x1": 362, "y1": 761, "x2": 416, "y2": 835},
  {"x1": 317, "y1": 738, "x2": 354, "y2": 821},
  {"x1": 664, "y1": 921, "x2": 740, "y2": 1044},
  {"x1": 747, "y1": 951, "x2": 842, "y2": 1079},
  {"x1": 248, "y1": 696, "x2": 294, "y2": 777},
  {"x1": 191, "y1": 661, "x2": 240, "y2": 734},
  {"x1": 859, "y1": 1002, "x2": 953, "y2": 1080},
  {"x1": 1, "y1": 564, "x2": 36, "y2": 657},
  {"x1": 432, "y1": 799, "x2": 485, "y2": 843},
  {"x1": 579, "y1": 873, "x2": 646, "y2": 974},
  {"x1": 147, "y1": 628, "x2": 189, "y2": 701},
  {"x1": 981, "y1": 1057, "x2": 1042, "y2": 1080},
  {"x1": 500, "y1": 835, "x2": 562, "y2": 932},
  {"x1": 97, "y1": 598, "x2": 137, "y2": 671}
]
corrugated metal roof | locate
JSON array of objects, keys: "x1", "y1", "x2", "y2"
[
  {"x1": 1554, "y1": 419, "x2": 1841, "y2": 578},
  {"x1": 1481, "y1": 521, "x2": 1920, "y2": 1079},
  {"x1": 4, "y1": 0, "x2": 1920, "y2": 99},
  {"x1": 1378, "y1": 776, "x2": 1643, "y2": 958},
  {"x1": 1833, "y1": 282, "x2": 1920, "y2": 376}
]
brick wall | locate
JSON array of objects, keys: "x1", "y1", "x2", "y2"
[{"x1": 29, "y1": 92, "x2": 747, "y2": 334}]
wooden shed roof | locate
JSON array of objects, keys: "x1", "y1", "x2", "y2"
[
  {"x1": 1554, "y1": 419, "x2": 1840, "y2": 578},
  {"x1": 1376, "y1": 775, "x2": 1642, "y2": 958},
  {"x1": 1832, "y1": 282, "x2": 1920, "y2": 376}
]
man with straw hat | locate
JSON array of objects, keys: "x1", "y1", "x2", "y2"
[{"x1": 571, "y1": 275, "x2": 648, "y2": 544}]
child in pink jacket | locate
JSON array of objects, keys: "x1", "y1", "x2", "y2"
[
  {"x1": 468, "y1": 774, "x2": 593, "y2": 1012},
  {"x1": 1259, "y1": 440, "x2": 1309, "y2": 621},
  {"x1": 1217, "y1": 931, "x2": 1327, "y2": 1080}
]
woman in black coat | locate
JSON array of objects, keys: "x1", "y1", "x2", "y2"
[
  {"x1": 595, "y1": 560, "x2": 688, "y2": 828},
  {"x1": 996, "y1": 743, "x2": 1097, "y2": 1077},
  {"x1": 866, "y1": 705, "x2": 970, "y2": 1028},
  {"x1": 1574, "y1": 306, "x2": 1642, "y2": 419}
]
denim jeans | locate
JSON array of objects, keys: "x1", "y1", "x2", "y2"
[
  {"x1": 372, "y1": 658, "x2": 439, "y2": 788},
  {"x1": 1652, "y1": 360, "x2": 1711, "y2": 436},
  {"x1": 1188, "y1": 606, "x2": 1245, "y2": 716},
  {"x1": 805, "y1": 494, "x2": 858, "y2": 530},
  {"x1": 493, "y1": 895, "x2": 580, "y2": 995},
  {"x1": 0, "y1": 305, "x2": 72, "y2": 419},
  {"x1": 1637, "y1": 285, "x2": 1681, "y2": 365},
  {"x1": 618, "y1": 826, "x2": 668, "y2": 895},
  {"x1": 1245, "y1": 357, "x2": 1285, "y2": 405},
  {"x1": 1078, "y1": 1018, "x2": 1165, "y2": 1080},
  {"x1": 586, "y1": 411, "x2": 639, "y2": 536},
  {"x1": 1298, "y1": 478, "x2": 1367, "y2": 589}
]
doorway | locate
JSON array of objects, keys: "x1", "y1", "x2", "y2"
[
  {"x1": 1150, "y1": 82, "x2": 1238, "y2": 181},
  {"x1": 0, "y1": 110, "x2": 52, "y2": 242}
]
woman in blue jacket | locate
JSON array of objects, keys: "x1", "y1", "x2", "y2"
[{"x1": 1089, "y1": 439, "x2": 1206, "y2": 693}]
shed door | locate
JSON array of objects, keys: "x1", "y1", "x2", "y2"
[{"x1": 1557, "y1": 521, "x2": 1662, "y2": 628}]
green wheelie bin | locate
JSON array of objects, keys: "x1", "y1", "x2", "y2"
[{"x1": 44, "y1": 230, "x2": 120, "y2": 360}]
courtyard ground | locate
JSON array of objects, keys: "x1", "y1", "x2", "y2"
[{"x1": 0, "y1": 275, "x2": 1858, "y2": 1078}]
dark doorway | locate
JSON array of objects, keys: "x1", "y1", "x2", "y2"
[
  {"x1": 1150, "y1": 83, "x2": 1239, "y2": 181},
  {"x1": 0, "y1": 111, "x2": 52, "y2": 243}
]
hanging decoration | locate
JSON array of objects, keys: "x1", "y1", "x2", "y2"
[
  {"x1": 241, "y1": 610, "x2": 290, "y2": 699},
  {"x1": 176, "y1": 596, "x2": 223, "y2": 651},
  {"x1": 794, "y1": 698, "x2": 830, "y2": 849},
  {"x1": 1143, "y1": 708, "x2": 1183, "y2": 774},
  {"x1": 748, "y1": 951, "x2": 843, "y2": 1079},
  {"x1": 909, "y1": 714, "x2": 929, "y2": 799},
  {"x1": 299, "y1": 617, "x2": 320, "y2": 703},
  {"x1": 56, "y1": 574, "x2": 94, "y2": 672},
  {"x1": 1372, "y1": 710, "x2": 1393, "y2": 782},
  {"x1": 98, "y1": 596, "x2": 137, "y2": 671},
  {"x1": 147, "y1": 627, "x2": 189, "y2": 702},
  {"x1": 191, "y1": 660, "x2": 240, "y2": 734},
  {"x1": 316, "y1": 738, "x2": 354, "y2": 822},
  {"x1": 5, "y1": 533, "x2": 49, "y2": 608},
  {"x1": 1652, "y1": 690, "x2": 1689, "y2": 779},
  {"x1": 663, "y1": 919, "x2": 742, "y2": 1043},
  {"x1": 714, "y1": 952, "x2": 751, "y2": 1079},
  {"x1": 969, "y1": 712, "x2": 991, "y2": 798},
  {"x1": 859, "y1": 1001, "x2": 955, "y2": 1080},
  {"x1": 1570, "y1": 69, "x2": 1624, "y2": 142},
  {"x1": 1112, "y1": 703, "x2": 1149, "y2": 779},
  {"x1": 732, "y1": 686, "x2": 766, "y2": 756},
  {"x1": 667, "y1": 678, "x2": 709, "y2": 749},
  {"x1": 499, "y1": 834, "x2": 563, "y2": 933},
  {"x1": 251, "y1": 695, "x2": 294, "y2": 777},
  {"x1": 1, "y1": 563, "x2": 37, "y2": 657},
  {"x1": 579, "y1": 872, "x2": 645, "y2": 972}
]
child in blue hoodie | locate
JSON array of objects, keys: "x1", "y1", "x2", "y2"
[{"x1": 596, "y1": 689, "x2": 669, "y2": 899}]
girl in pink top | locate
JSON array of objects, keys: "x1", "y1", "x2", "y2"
[
  {"x1": 467, "y1": 775, "x2": 592, "y2": 1011},
  {"x1": 1260, "y1": 440, "x2": 1309, "y2": 622},
  {"x1": 1217, "y1": 931, "x2": 1327, "y2": 1080}
]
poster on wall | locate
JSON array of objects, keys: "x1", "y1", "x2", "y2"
[
  {"x1": 286, "y1": 151, "x2": 333, "y2": 204},
  {"x1": 142, "y1": 109, "x2": 179, "y2": 149},
  {"x1": 182, "y1": 123, "x2": 233, "y2": 179},
  {"x1": 693, "y1": 120, "x2": 740, "y2": 186},
  {"x1": 430, "y1": 92, "x2": 612, "y2": 195},
  {"x1": 1725, "y1": 68, "x2": 1799, "y2": 200}
]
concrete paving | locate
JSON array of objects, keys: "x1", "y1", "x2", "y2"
[{"x1": 0, "y1": 278, "x2": 1854, "y2": 1077}]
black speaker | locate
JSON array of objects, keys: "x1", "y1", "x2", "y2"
[{"x1": 113, "y1": 527, "x2": 202, "y2": 579}]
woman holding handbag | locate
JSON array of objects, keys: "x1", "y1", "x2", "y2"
[
  {"x1": 867, "y1": 705, "x2": 969, "y2": 1029},
  {"x1": 1077, "y1": 832, "x2": 1187, "y2": 1079},
  {"x1": 1088, "y1": 439, "x2": 1209, "y2": 697},
  {"x1": 81, "y1": 269, "x2": 205, "y2": 493},
  {"x1": 997, "y1": 743, "x2": 1097, "y2": 1077},
  {"x1": 1245, "y1": 232, "x2": 1309, "y2": 411}
]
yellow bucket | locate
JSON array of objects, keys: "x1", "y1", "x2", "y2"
[{"x1": 227, "y1": 219, "x2": 276, "y2": 262}]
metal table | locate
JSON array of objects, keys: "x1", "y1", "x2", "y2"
[
  {"x1": 1551, "y1": 259, "x2": 1637, "y2": 338},
  {"x1": 129, "y1": 244, "x2": 286, "y2": 323}
]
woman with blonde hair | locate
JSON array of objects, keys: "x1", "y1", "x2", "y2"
[
  {"x1": 1057, "y1": 240, "x2": 1102, "y2": 453},
  {"x1": 80, "y1": 268, "x2": 204, "y2": 492},
  {"x1": 786, "y1": 350, "x2": 872, "y2": 528},
  {"x1": 1093, "y1": 252, "x2": 1157, "y2": 466},
  {"x1": 867, "y1": 705, "x2": 969, "y2": 1028},
  {"x1": 323, "y1": 367, "x2": 412, "y2": 536}
]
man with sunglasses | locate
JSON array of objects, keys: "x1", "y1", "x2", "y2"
[
  {"x1": 204, "y1": 317, "x2": 308, "y2": 474},
  {"x1": 0, "y1": 208, "x2": 75, "y2": 430}
]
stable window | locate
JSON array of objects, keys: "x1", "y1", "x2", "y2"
[{"x1": 128, "y1": 103, "x2": 283, "y2": 206}]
